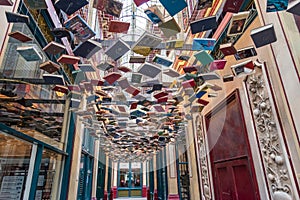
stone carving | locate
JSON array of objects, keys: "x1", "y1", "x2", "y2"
[
  {"x1": 247, "y1": 74, "x2": 292, "y2": 200},
  {"x1": 195, "y1": 115, "x2": 211, "y2": 200}
]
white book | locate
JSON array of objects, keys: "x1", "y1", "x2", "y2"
[
  {"x1": 105, "y1": 38, "x2": 130, "y2": 61},
  {"x1": 163, "y1": 68, "x2": 180, "y2": 77},
  {"x1": 137, "y1": 62, "x2": 161, "y2": 78}
]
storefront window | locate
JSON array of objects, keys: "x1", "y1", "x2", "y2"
[{"x1": 0, "y1": 131, "x2": 32, "y2": 199}]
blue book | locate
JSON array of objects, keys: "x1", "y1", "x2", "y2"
[
  {"x1": 267, "y1": 0, "x2": 288, "y2": 12},
  {"x1": 78, "y1": 64, "x2": 96, "y2": 72},
  {"x1": 73, "y1": 40, "x2": 102, "y2": 59},
  {"x1": 16, "y1": 46, "x2": 42, "y2": 61},
  {"x1": 55, "y1": 0, "x2": 88, "y2": 15},
  {"x1": 5, "y1": 11, "x2": 29, "y2": 24},
  {"x1": 192, "y1": 38, "x2": 216, "y2": 51},
  {"x1": 43, "y1": 74, "x2": 65, "y2": 85},
  {"x1": 190, "y1": 15, "x2": 217, "y2": 34},
  {"x1": 194, "y1": 50, "x2": 214, "y2": 66},
  {"x1": 152, "y1": 55, "x2": 173, "y2": 67},
  {"x1": 196, "y1": 90, "x2": 207, "y2": 98},
  {"x1": 144, "y1": 5, "x2": 163, "y2": 24},
  {"x1": 159, "y1": 0, "x2": 187, "y2": 17}
]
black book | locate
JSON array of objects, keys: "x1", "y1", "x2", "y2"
[
  {"x1": 250, "y1": 24, "x2": 277, "y2": 48},
  {"x1": 287, "y1": 1, "x2": 300, "y2": 16},
  {"x1": 55, "y1": 0, "x2": 89, "y2": 15},
  {"x1": 190, "y1": 15, "x2": 217, "y2": 34},
  {"x1": 73, "y1": 40, "x2": 102, "y2": 59},
  {"x1": 5, "y1": 11, "x2": 29, "y2": 24},
  {"x1": 43, "y1": 74, "x2": 65, "y2": 85}
]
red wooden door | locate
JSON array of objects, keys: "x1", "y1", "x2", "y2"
[{"x1": 205, "y1": 91, "x2": 259, "y2": 200}]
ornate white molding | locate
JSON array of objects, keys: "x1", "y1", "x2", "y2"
[
  {"x1": 195, "y1": 115, "x2": 211, "y2": 200},
  {"x1": 246, "y1": 73, "x2": 293, "y2": 200}
]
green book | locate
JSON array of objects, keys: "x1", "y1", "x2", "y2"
[{"x1": 194, "y1": 50, "x2": 214, "y2": 66}]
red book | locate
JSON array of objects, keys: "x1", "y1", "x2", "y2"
[
  {"x1": 125, "y1": 86, "x2": 141, "y2": 96},
  {"x1": 223, "y1": 0, "x2": 244, "y2": 13},
  {"x1": 183, "y1": 66, "x2": 198, "y2": 73},
  {"x1": 210, "y1": 59, "x2": 227, "y2": 71},
  {"x1": 118, "y1": 66, "x2": 132, "y2": 73},
  {"x1": 109, "y1": 20, "x2": 130, "y2": 33},
  {"x1": 67, "y1": 85, "x2": 81, "y2": 92},
  {"x1": 52, "y1": 85, "x2": 69, "y2": 94},
  {"x1": 197, "y1": 98, "x2": 209, "y2": 106},
  {"x1": 40, "y1": 61, "x2": 60, "y2": 74},
  {"x1": 103, "y1": 72, "x2": 122, "y2": 85},
  {"x1": 182, "y1": 79, "x2": 196, "y2": 88},
  {"x1": 157, "y1": 96, "x2": 168, "y2": 103},
  {"x1": 90, "y1": 79, "x2": 104, "y2": 86},
  {"x1": 130, "y1": 102, "x2": 138, "y2": 110},
  {"x1": 154, "y1": 91, "x2": 168, "y2": 99},
  {"x1": 133, "y1": 0, "x2": 149, "y2": 6},
  {"x1": 0, "y1": 0, "x2": 13, "y2": 6},
  {"x1": 219, "y1": 43, "x2": 237, "y2": 56},
  {"x1": 57, "y1": 54, "x2": 80, "y2": 64},
  {"x1": 43, "y1": 41, "x2": 65, "y2": 55},
  {"x1": 8, "y1": 31, "x2": 32, "y2": 42}
]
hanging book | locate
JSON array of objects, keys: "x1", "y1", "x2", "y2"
[
  {"x1": 196, "y1": 0, "x2": 213, "y2": 10},
  {"x1": 198, "y1": 71, "x2": 221, "y2": 81},
  {"x1": 8, "y1": 31, "x2": 32, "y2": 42},
  {"x1": 117, "y1": 77, "x2": 130, "y2": 89},
  {"x1": 132, "y1": 32, "x2": 162, "y2": 56},
  {"x1": 251, "y1": 24, "x2": 277, "y2": 48},
  {"x1": 51, "y1": 27, "x2": 72, "y2": 39},
  {"x1": 43, "y1": 74, "x2": 65, "y2": 85},
  {"x1": 182, "y1": 79, "x2": 196, "y2": 88},
  {"x1": 197, "y1": 98, "x2": 209, "y2": 106},
  {"x1": 93, "y1": 0, "x2": 105, "y2": 10},
  {"x1": 194, "y1": 50, "x2": 214, "y2": 66},
  {"x1": 192, "y1": 38, "x2": 216, "y2": 51},
  {"x1": 97, "y1": 62, "x2": 114, "y2": 71},
  {"x1": 0, "y1": 0, "x2": 13, "y2": 6},
  {"x1": 152, "y1": 55, "x2": 173, "y2": 67},
  {"x1": 159, "y1": 0, "x2": 187, "y2": 17},
  {"x1": 40, "y1": 61, "x2": 60, "y2": 74},
  {"x1": 227, "y1": 11, "x2": 249, "y2": 36},
  {"x1": 209, "y1": 59, "x2": 227, "y2": 71},
  {"x1": 165, "y1": 39, "x2": 184, "y2": 49},
  {"x1": 223, "y1": 0, "x2": 244, "y2": 13},
  {"x1": 104, "y1": 0, "x2": 123, "y2": 18},
  {"x1": 118, "y1": 66, "x2": 132, "y2": 73},
  {"x1": 129, "y1": 56, "x2": 146, "y2": 63},
  {"x1": 109, "y1": 20, "x2": 130, "y2": 33},
  {"x1": 103, "y1": 72, "x2": 122, "y2": 85},
  {"x1": 57, "y1": 54, "x2": 80, "y2": 64},
  {"x1": 134, "y1": 0, "x2": 150, "y2": 7},
  {"x1": 73, "y1": 40, "x2": 102, "y2": 59},
  {"x1": 287, "y1": 1, "x2": 300, "y2": 16},
  {"x1": 55, "y1": 0, "x2": 88, "y2": 15},
  {"x1": 137, "y1": 62, "x2": 161, "y2": 78},
  {"x1": 190, "y1": 15, "x2": 217, "y2": 34},
  {"x1": 64, "y1": 14, "x2": 96, "y2": 42},
  {"x1": 43, "y1": 41, "x2": 66, "y2": 55},
  {"x1": 267, "y1": 0, "x2": 288, "y2": 12},
  {"x1": 178, "y1": 55, "x2": 190, "y2": 61},
  {"x1": 131, "y1": 73, "x2": 143, "y2": 83},
  {"x1": 78, "y1": 64, "x2": 96, "y2": 72},
  {"x1": 231, "y1": 60, "x2": 255, "y2": 77},
  {"x1": 16, "y1": 46, "x2": 42, "y2": 61},
  {"x1": 91, "y1": 79, "x2": 104, "y2": 86},
  {"x1": 223, "y1": 74, "x2": 234, "y2": 82},
  {"x1": 5, "y1": 11, "x2": 29, "y2": 24},
  {"x1": 144, "y1": 5, "x2": 164, "y2": 24},
  {"x1": 158, "y1": 17, "x2": 181, "y2": 38},
  {"x1": 183, "y1": 66, "x2": 198, "y2": 73},
  {"x1": 234, "y1": 46, "x2": 257, "y2": 60},
  {"x1": 125, "y1": 86, "x2": 141, "y2": 96},
  {"x1": 105, "y1": 38, "x2": 130, "y2": 61},
  {"x1": 24, "y1": 0, "x2": 47, "y2": 9},
  {"x1": 219, "y1": 43, "x2": 237, "y2": 56}
]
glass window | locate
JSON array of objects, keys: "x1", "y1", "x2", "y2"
[{"x1": 0, "y1": 132, "x2": 33, "y2": 199}]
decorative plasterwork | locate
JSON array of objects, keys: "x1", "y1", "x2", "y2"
[
  {"x1": 246, "y1": 74, "x2": 293, "y2": 200},
  {"x1": 195, "y1": 115, "x2": 211, "y2": 200}
]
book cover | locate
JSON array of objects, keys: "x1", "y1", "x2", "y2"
[
  {"x1": 157, "y1": 96, "x2": 168, "y2": 103},
  {"x1": 83, "y1": 82, "x2": 93, "y2": 91},
  {"x1": 118, "y1": 66, "x2": 132, "y2": 73},
  {"x1": 109, "y1": 20, "x2": 130, "y2": 33},
  {"x1": 105, "y1": 38, "x2": 130, "y2": 61},
  {"x1": 134, "y1": 0, "x2": 150, "y2": 7},
  {"x1": 178, "y1": 55, "x2": 190, "y2": 61},
  {"x1": 165, "y1": 39, "x2": 184, "y2": 49},
  {"x1": 163, "y1": 68, "x2": 180, "y2": 77},
  {"x1": 223, "y1": 74, "x2": 234, "y2": 82},
  {"x1": 131, "y1": 73, "x2": 143, "y2": 83},
  {"x1": 117, "y1": 77, "x2": 130, "y2": 89},
  {"x1": 5, "y1": 11, "x2": 29, "y2": 24},
  {"x1": 183, "y1": 66, "x2": 198, "y2": 73},
  {"x1": 250, "y1": 24, "x2": 277, "y2": 48},
  {"x1": 154, "y1": 91, "x2": 168, "y2": 99},
  {"x1": 267, "y1": 0, "x2": 288, "y2": 12},
  {"x1": 67, "y1": 85, "x2": 81, "y2": 92},
  {"x1": 159, "y1": 0, "x2": 187, "y2": 17},
  {"x1": 97, "y1": 62, "x2": 114, "y2": 71},
  {"x1": 8, "y1": 31, "x2": 32, "y2": 42},
  {"x1": 153, "y1": 105, "x2": 165, "y2": 112},
  {"x1": 43, "y1": 74, "x2": 65, "y2": 85},
  {"x1": 219, "y1": 43, "x2": 237, "y2": 56},
  {"x1": 223, "y1": 0, "x2": 244, "y2": 13},
  {"x1": 51, "y1": 27, "x2": 72, "y2": 40},
  {"x1": 158, "y1": 17, "x2": 181, "y2": 38},
  {"x1": 73, "y1": 40, "x2": 102, "y2": 59},
  {"x1": 125, "y1": 86, "x2": 141, "y2": 96},
  {"x1": 43, "y1": 41, "x2": 66, "y2": 55},
  {"x1": 52, "y1": 85, "x2": 69, "y2": 94},
  {"x1": 192, "y1": 38, "x2": 216, "y2": 51},
  {"x1": 231, "y1": 60, "x2": 254, "y2": 76},
  {"x1": 0, "y1": 0, "x2": 13, "y2": 6},
  {"x1": 64, "y1": 14, "x2": 96, "y2": 42},
  {"x1": 196, "y1": 0, "x2": 213, "y2": 10},
  {"x1": 152, "y1": 55, "x2": 173, "y2": 67},
  {"x1": 103, "y1": 72, "x2": 122, "y2": 85},
  {"x1": 234, "y1": 46, "x2": 257, "y2": 60},
  {"x1": 93, "y1": 0, "x2": 105, "y2": 10},
  {"x1": 209, "y1": 59, "x2": 227, "y2": 71},
  {"x1": 132, "y1": 32, "x2": 162, "y2": 56},
  {"x1": 130, "y1": 102, "x2": 138, "y2": 110},
  {"x1": 91, "y1": 79, "x2": 104, "y2": 86},
  {"x1": 129, "y1": 56, "x2": 146, "y2": 63},
  {"x1": 57, "y1": 54, "x2": 80, "y2": 64},
  {"x1": 40, "y1": 61, "x2": 60, "y2": 74},
  {"x1": 196, "y1": 90, "x2": 207, "y2": 98},
  {"x1": 24, "y1": 0, "x2": 47, "y2": 9},
  {"x1": 78, "y1": 64, "x2": 96, "y2": 72},
  {"x1": 227, "y1": 11, "x2": 249, "y2": 36},
  {"x1": 198, "y1": 71, "x2": 221, "y2": 81},
  {"x1": 55, "y1": 0, "x2": 89, "y2": 15},
  {"x1": 16, "y1": 46, "x2": 42, "y2": 61},
  {"x1": 182, "y1": 79, "x2": 196, "y2": 88},
  {"x1": 197, "y1": 98, "x2": 209, "y2": 106},
  {"x1": 287, "y1": 1, "x2": 300, "y2": 16},
  {"x1": 194, "y1": 50, "x2": 214, "y2": 66},
  {"x1": 144, "y1": 5, "x2": 164, "y2": 24},
  {"x1": 104, "y1": 0, "x2": 123, "y2": 18},
  {"x1": 137, "y1": 62, "x2": 161, "y2": 78},
  {"x1": 190, "y1": 15, "x2": 217, "y2": 34}
]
